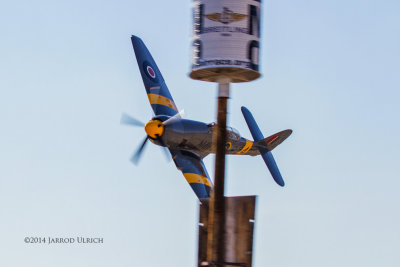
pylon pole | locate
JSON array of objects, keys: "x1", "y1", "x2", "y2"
[{"x1": 206, "y1": 78, "x2": 230, "y2": 266}]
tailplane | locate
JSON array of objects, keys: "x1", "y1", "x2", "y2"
[{"x1": 241, "y1": 106, "x2": 292, "y2": 187}]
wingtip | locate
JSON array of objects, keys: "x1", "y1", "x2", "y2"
[
  {"x1": 131, "y1": 35, "x2": 142, "y2": 43},
  {"x1": 273, "y1": 175, "x2": 285, "y2": 187},
  {"x1": 241, "y1": 106, "x2": 251, "y2": 117}
]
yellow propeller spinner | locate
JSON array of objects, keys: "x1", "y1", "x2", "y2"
[{"x1": 144, "y1": 119, "x2": 164, "y2": 139}]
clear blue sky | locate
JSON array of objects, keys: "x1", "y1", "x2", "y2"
[{"x1": 1, "y1": 0, "x2": 399, "y2": 266}]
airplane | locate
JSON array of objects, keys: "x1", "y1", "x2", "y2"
[{"x1": 122, "y1": 35, "x2": 292, "y2": 200}]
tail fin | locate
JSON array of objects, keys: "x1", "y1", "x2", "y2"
[
  {"x1": 131, "y1": 36, "x2": 178, "y2": 116},
  {"x1": 241, "y1": 106, "x2": 292, "y2": 187},
  {"x1": 254, "y1": 130, "x2": 292, "y2": 152}
]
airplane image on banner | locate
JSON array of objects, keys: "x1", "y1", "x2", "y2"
[{"x1": 121, "y1": 36, "x2": 292, "y2": 200}]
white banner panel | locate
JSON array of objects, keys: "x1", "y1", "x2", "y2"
[{"x1": 190, "y1": 0, "x2": 261, "y2": 82}]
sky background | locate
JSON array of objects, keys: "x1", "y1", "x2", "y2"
[{"x1": 1, "y1": 0, "x2": 400, "y2": 266}]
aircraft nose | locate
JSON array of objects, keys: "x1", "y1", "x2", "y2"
[{"x1": 144, "y1": 120, "x2": 164, "y2": 139}]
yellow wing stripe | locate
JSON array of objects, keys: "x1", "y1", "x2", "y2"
[
  {"x1": 183, "y1": 173, "x2": 211, "y2": 187},
  {"x1": 236, "y1": 139, "x2": 253, "y2": 155},
  {"x1": 147, "y1": 94, "x2": 178, "y2": 111}
]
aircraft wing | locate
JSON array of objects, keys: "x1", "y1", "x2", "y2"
[
  {"x1": 169, "y1": 149, "x2": 213, "y2": 200},
  {"x1": 131, "y1": 35, "x2": 179, "y2": 117}
]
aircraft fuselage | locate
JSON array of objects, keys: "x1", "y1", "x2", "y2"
[{"x1": 148, "y1": 118, "x2": 259, "y2": 158}]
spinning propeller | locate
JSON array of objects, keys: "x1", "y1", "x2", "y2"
[{"x1": 120, "y1": 110, "x2": 184, "y2": 164}]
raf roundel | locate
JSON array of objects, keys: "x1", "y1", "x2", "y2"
[
  {"x1": 142, "y1": 61, "x2": 159, "y2": 83},
  {"x1": 146, "y1": 66, "x2": 156, "y2": 79}
]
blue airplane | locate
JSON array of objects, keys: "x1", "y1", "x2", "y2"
[{"x1": 122, "y1": 36, "x2": 292, "y2": 200}]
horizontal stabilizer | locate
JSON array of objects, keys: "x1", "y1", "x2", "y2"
[
  {"x1": 254, "y1": 130, "x2": 292, "y2": 151},
  {"x1": 241, "y1": 106, "x2": 291, "y2": 187},
  {"x1": 259, "y1": 151, "x2": 285, "y2": 186}
]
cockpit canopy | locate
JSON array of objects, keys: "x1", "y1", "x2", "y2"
[
  {"x1": 207, "y1": 123, "x2": 241, "y2": 141},
  {"x1": 227, "y1": 126, "x2": 241, "y2": 140}
]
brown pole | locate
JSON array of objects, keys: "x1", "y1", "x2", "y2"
[{"x1": 206, "y1": 79, "x2": 230, "y2": 266}]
